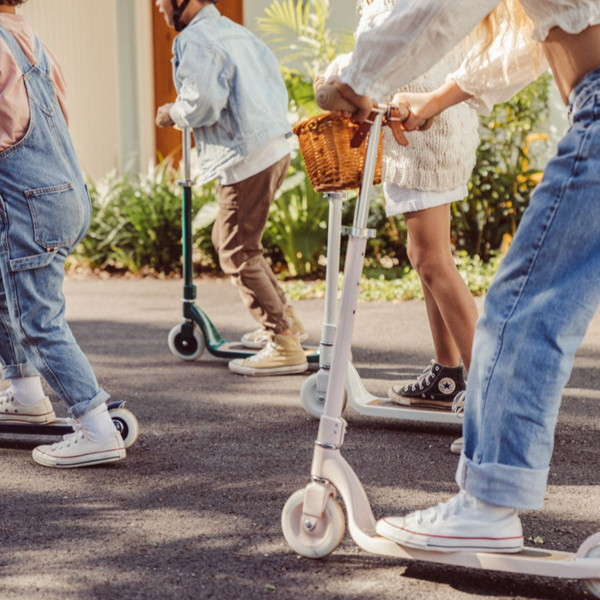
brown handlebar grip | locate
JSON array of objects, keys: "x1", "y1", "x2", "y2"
[{"x1": 315, "y1": 84, "x2": 358, "y2": 113}]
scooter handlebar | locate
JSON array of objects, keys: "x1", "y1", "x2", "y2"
[
  {"x1": 315, "y1": 84, "x2": 434, "y2": 131},
  {"x1": 315, "y1": 84, "x2": 360, "y2": 114}
]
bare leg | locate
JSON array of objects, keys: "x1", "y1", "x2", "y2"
[
  {"x1": 410, "y1": 233, "x2": 461, "y2": 367},
  {"x1": 405, "y1": 205, "x2": 478, "y2": 372}
]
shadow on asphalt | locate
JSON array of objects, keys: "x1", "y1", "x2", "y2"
[{"x1": 2, "y1": 314, "x2": 599, "y2": 599}]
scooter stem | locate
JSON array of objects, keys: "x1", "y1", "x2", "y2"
[
  {"x1": 180, "y1": 128, "x2": 196, "y2": 299},
  {"x1": 317, "y1": 113, "x2": 384, "y2": 442}
]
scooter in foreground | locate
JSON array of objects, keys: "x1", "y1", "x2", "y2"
[{"x1": 281, "y1": 85, "x2": 600, "y2": 597}]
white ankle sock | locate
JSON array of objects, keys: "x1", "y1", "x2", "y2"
[
  {"x1": 11, "y1": 377, "x2": 45, "y2": 406},
  {"x1": 78, "y1": 403, "x2": 116, "y2": 442}
]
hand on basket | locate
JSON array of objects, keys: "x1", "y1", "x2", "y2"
[
  {"x1": 391, "y1": 91, "x2": 439, "y2": 132},
  {"x1": 326, "y1": 76, "x2": 374, "y2": 123}
]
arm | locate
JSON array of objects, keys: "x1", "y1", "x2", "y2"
[
  {"x1": 169, "y1": 42, "x2": 230, "y2": 130},
  {"x1": 391, "y1": 80, "x2": 473, "y2": 131},
  {"x1": 394, "y1": 23, "x2": 549, "y2": 131},
  {"x1": 339, "y1": 0, "x2": 501, "y2": 102}
]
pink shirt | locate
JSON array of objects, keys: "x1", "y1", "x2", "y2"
[{"x1": 0, "y1": 14, "x2": 68, "y2": 152}]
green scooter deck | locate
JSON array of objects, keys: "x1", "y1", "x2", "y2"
[{"x1": 191, "y1": 304, "x2": 319, "y2": 362}]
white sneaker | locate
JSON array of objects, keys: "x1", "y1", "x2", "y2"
[
  {"x1": 376, "y1": 490, "x2": 523, "y2": 553},
  {"x1": 32, "y1": 425, "x2": 126, "y2": 468},
  {"x1": 241, "y1": 306, "x2": 309, "y2": 349},
  {"x1": 450, "y1": 437, "x2": 464, "y2": 455},
  {"x1": 0, "y1": 389, "x2": 55, "y2": 424},
  {"x1": 241, "y1": 328, "x2": 274, "y2": 349}
]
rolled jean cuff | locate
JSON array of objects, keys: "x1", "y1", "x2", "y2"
[
  {"x1": 2, "y1": 362, "x2": 40, "y2": 380},
  {"x1": 455, "y1": 452, "x2": 549, "y2": 510},
  {"x1": 68, "y1": 388, "x2": 110, "y2": 419}
]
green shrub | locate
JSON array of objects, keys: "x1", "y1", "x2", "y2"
[
  {"x1": 452, "y1": 73, "x2": 551, "y2": 260},
  {"x1": 280, "y1": 251, "x2": 502, "y2": 302},
  {"x1": 76, "y1": 161, "x2": 218, "y2": 275},
  {"x1": 263, "y1": 153, "x2": 330, "y2": 277}
]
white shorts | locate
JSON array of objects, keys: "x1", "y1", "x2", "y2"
[{"x1": 383, "y1": 182, "x2": 468, "y2": 217}]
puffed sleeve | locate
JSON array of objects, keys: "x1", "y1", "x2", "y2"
[
  {"x1": 447, "y1": 24, "x2": 549, "y2": 115},
  {"x1": 340, "y1": 0, "x2": 502, "y2": 101},
  {"x1": 324, "y1": 53, "x2": 353, "y2": 80}
]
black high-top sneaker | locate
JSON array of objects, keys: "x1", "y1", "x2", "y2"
[{"x1": 388, "y1": 360, "x2": 466, "y2": 410}]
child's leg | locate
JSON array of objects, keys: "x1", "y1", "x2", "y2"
[
  {"x1": 404, "y1": 204, "x2": 478, "y2": 371},
  {"x1": 239, "y1": 254, "x2": 308, "y2": 348},
  {"x1": 408, "y1": 234, "x2": 460, "y2": 368},
  {"x1": 259, "y1": 255, "x2": 288, "y2": 309},
  {"x1": 0, "y1": 245, "x2": 113, "y2": 422},
  {"x1": 214, "y1": 156, "x2": 292, "y2": 334},
  {"x1": 0, "y1": 270, "x2": 55, "y2": 423},
  {"x1": 0, "y1": 251, "x2": 125, "y2": 466}
]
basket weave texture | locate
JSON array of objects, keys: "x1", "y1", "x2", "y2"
[{"x1": 293, "y1": 113, "x2": 382, "y2": 193}]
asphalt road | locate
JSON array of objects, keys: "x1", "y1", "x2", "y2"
[{"x1": 1, "y1": 277, "x2": 599, "y2": 600}]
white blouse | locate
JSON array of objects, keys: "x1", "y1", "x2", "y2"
[
  {"x1": 340, "y1": 0, "x2": 600, "y2": 108},
  {"x1": 448, "y1": 22, "x2": 549, "y2": 115}
]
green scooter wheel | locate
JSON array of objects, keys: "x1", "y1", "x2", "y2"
[{"x1": 168, "y1": 324, "x2": 205, "y2": 361}]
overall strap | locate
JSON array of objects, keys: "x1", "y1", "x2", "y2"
[
  {"x1": 0, "y1": 24, "x2": 34, "y2": 75},
  {"x1": 34, "y1": 36, "x2": 51, "y2": 76}
]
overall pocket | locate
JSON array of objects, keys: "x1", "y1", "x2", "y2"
[{"x1": 24, "y1": 183, "x2": 82, "y2": 250}]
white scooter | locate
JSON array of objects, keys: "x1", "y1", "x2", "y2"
[
  {"x1": 282, "y1": 85, "x2": 600, "y2": 597},
  {"x1": 299, "y1": 106, "x2": 461, "y2": 426}
]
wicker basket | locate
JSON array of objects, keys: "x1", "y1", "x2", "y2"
[{"x1": 293, "y1": 113, "x2": 382, "y2": 193}]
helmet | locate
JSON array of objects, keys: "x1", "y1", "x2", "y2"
[
  {"x1": 171, "y1": 0, "x2": 191, "y2": 32},
  {"x1": 171, "y1": 0, "x2": 219, "y2": 32}
]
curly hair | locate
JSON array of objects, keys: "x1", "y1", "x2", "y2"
[{"x1": 0, "y1": 0, "x2": 29, "y2": 5}]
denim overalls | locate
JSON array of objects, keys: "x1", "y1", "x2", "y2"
[
  {"x1": 0, "y1": 25, "x2": 108, "y2": 418},
  {"x1": 458, "y1": 66, "x2": 600, "y2": 510}
]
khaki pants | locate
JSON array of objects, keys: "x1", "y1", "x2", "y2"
[{"x1": 212, "y1": 155, "x2": 291, "y2": 334}]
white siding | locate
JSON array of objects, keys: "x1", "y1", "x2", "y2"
[{"x1": 20, "y1": 0, "x2": 154, "y2": 179}]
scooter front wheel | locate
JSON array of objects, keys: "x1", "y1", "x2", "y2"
[
  {"x1": 168, "y1": 324, "x2": 205, "y2": 361},
  {"x1": 109, "y1": 408, "x2": 140, "y2": 449},
  {"x1": 300, "y1": 373, "x2": 347, "y2": 419},
  {"x1": 584, "y1": 544, "x2": 600, "y2": 598},
  {"x1": 281, "y1": 488, "x2": 345, "y2": 558}
]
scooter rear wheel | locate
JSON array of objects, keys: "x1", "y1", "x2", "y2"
[
  {"x1": 168, "y1": 324, "x2": 205, "y2": 361},
  {"x1": 584, "y1": 544, "x2": 600, "y2": 598},
  {"x1": 300, "y1": 373, "x2": 347, "y2": 419},
  {"x1": 281, "y1": 488, "x2": 345, "y2": 558},
  {"x1": 109, "y1": 408, "x2": 140, "y2": 449}
]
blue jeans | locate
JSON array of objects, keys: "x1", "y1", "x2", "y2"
[
  {"x1": 0, "y1": 26, "x2": 108, "y2": 418},
  {"x1": 457, "y1": 66, "x2": 600, "y2": 510}
]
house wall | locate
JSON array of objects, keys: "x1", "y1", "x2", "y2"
[{"x1": 20, "y1": 0, "x2": 155, "y2": 179}]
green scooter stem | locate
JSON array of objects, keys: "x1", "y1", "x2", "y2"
[{"x1": 175, "y1": 128, "x2": 319, "y2": 361}]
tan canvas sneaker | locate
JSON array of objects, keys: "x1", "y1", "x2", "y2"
[
  {"x1": 241, "y1": 305, "x2": 308, "y2": 349},
  {"x1": 229, "y1": 332, "x2": 308, "y2": 376}
]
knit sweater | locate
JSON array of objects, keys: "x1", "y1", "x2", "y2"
[{"x1": 324, "y1": 0, "x2": 480, "y2": 192}]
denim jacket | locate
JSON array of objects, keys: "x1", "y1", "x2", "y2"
[{"x1": 170, "y1": 5, "x2": 291, "y2": 184}]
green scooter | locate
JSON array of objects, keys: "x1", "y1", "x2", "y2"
[{"x1": 167, "y1": 129, "x2": 319, "y2": 363}]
